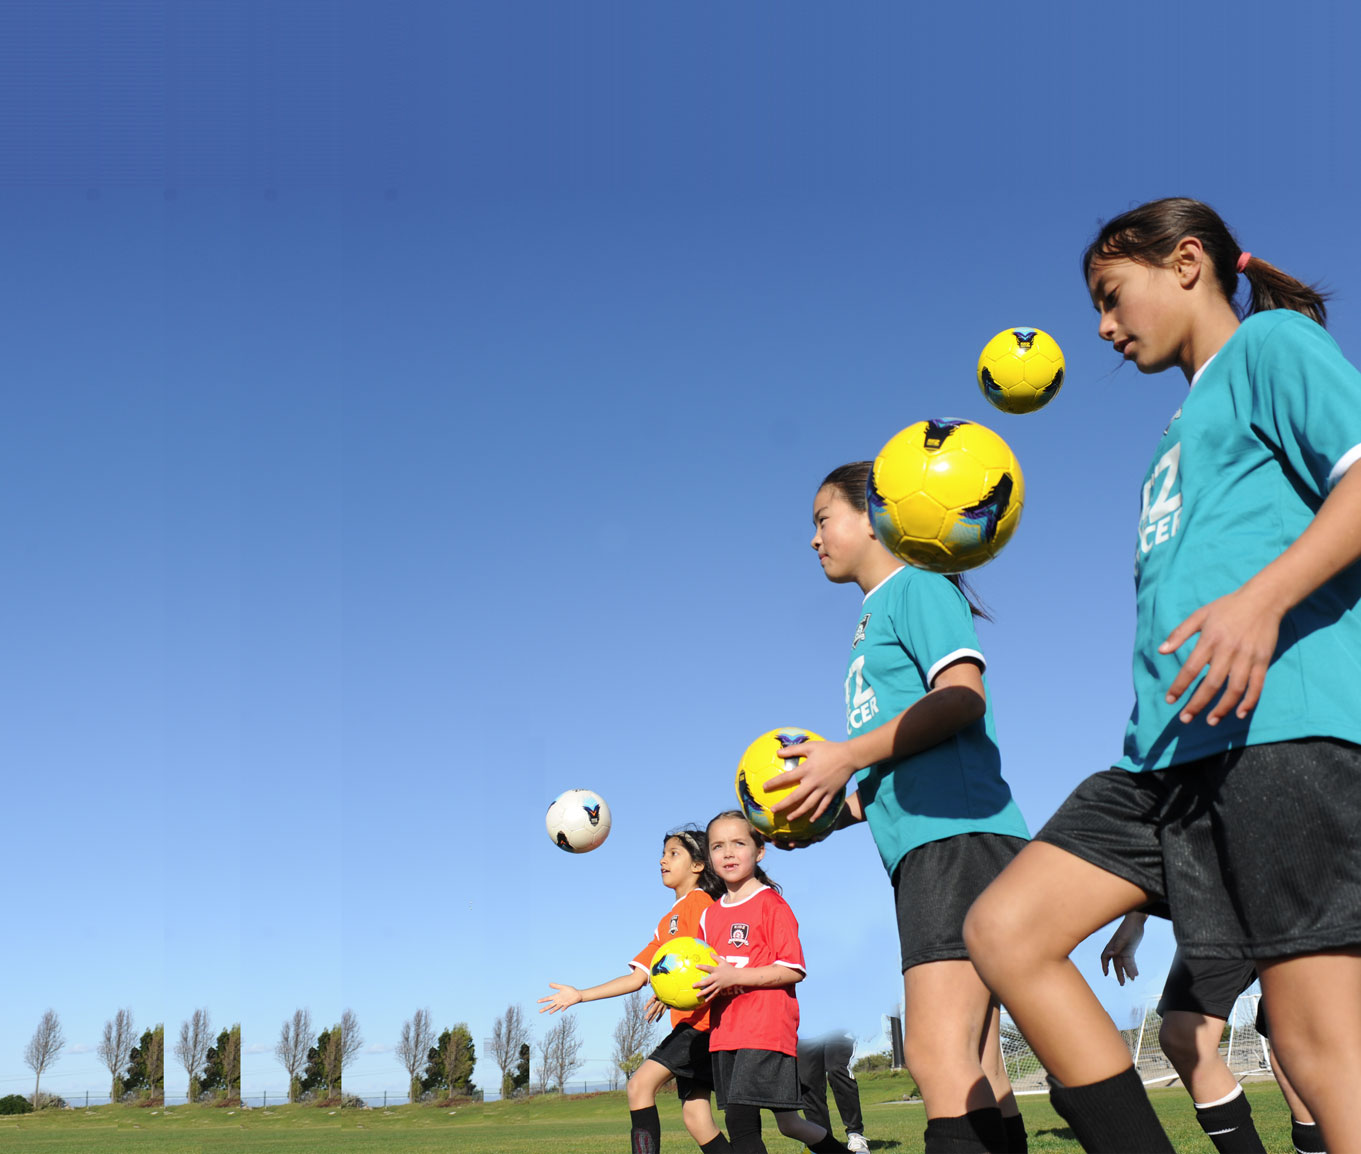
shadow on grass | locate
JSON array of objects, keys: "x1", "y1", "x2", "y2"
[
  {"x1": 866, "y1": 1141, "x2": 902, "y2": 1150},
  {"x1": 1035, "y1": 1127, "x2": 1077, "y2": 1141}
]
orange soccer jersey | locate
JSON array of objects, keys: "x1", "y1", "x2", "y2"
[{"x1": 630, "y1": 888, "x2": 715, "y2": 1030}]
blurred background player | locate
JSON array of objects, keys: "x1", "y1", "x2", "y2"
[
  {"x1": 798, "y1": 1031, "x2": 869, "y2": 1153},
  {"x1": 1101, "y1": 912, "x2": 1323, "y2": 1154}
]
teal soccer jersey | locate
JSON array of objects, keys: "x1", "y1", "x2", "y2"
[
  {"x1": 846, "y1": 566, "x2": 1029, "y2": 876},
  {"x1": 1121, "y1": 310, "x2": 1361, "y2": 772}
]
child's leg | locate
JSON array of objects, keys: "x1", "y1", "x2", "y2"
[
  {"x1": 979, "y1": 1002, "x2": 1027, "y2": 1152},
  {"x1": 965, "y1": 842, "x2": 1148, "y2": 1084},
  {"x1": 903, "y1": 959, "x2": 997, "y2": 1115},
  {"x1": 964, "y1": 842, "x2": 1173, "y2": 1153},
  {"x1": 680, "y1": 1093, "x2": 723, "y2": 1147},
  {"x1": 1158, "y1": 1011, "x2": 1239, "y2": 1100},
  {"x1": 773, "y1": 1110, "x2": 849, "y2": 1153},
  {"x1": 1259, "y1": 951, "x2": 1361, "y2": 1153},
  {"x1": 1158, "y1": 1011, "x2": 1264, "y2": 1154},
  {"x1": 627, "y1": 1059, "x2": 674, "y2": 1153}
]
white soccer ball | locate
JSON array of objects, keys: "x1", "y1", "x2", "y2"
[{"x1": 545, "y1": 789, "x2": 612, "y2": 853}]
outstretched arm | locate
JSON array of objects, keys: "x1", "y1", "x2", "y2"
[{"x1": 538, "y1": 969, "x2": 648, "y2": 1013}]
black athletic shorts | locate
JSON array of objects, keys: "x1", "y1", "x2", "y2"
[
  {"x1": 647, "y1": 1023, "x2": 714, "y2": 1099},
  {"x1": 711, "y1": 1048, "x2": 802, "y2": 1111},
  {"x1": 1157, "y1": 949, "x2": 1257, "y2": 1020},
  {"x1": 892, "y1": 832, "x2": 1027, "y2": 971},
  {"x1": 1037, "y1": 738, "x2": 1361, "y2": 959}
]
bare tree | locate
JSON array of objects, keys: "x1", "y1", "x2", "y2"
[
  {"x1": 320, "y1": 1027, "x2": 343, "y2": 1100},
  {"x1": 174, "y1": 1009, "x2": 213, "y2": 1101},
  {"x1": 275, "y1": 1009, "x2": 314, "y2": 1104},
  {"x1": 486, "y1": 1004, "x2": 529, "y2": 1099},
  {"x1": 539, "y1": 1015, "x2": 583, "y2": 1093},
  {"x1": 337, "y1": 1008, "x2": 363, "y2": 1094},
  {"x1": 611, "y1": 991, "x2": 657, "y2": 1084},
  {"x1": 24, "y1": 1009, "x2": 65, "y2": 1107},
  {"x1": 98, "y1": 1008, "x2": 136, "y2": 1102},
  {"x1": 395, "y1": 1008, "x2": 434, "y2": 1104}
]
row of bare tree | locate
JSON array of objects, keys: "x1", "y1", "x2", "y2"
[{"x1": 17, "y1": 991, "x2": 660, "y2": 1106}]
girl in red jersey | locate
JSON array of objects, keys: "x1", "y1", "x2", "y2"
[
  {"x1": 697, "y1": 811, "x2": 852, "y2": 1154},
  {"x1": 539, "y1": 826, "x2": 731, "y2": 1154}
]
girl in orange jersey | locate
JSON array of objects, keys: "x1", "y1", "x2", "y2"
[{"x1": 540, "y1": 826, "x2": 731, "y2": 1154}]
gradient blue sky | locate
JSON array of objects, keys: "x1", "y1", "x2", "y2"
[{"x1": 1, "y1": 1, "x2": 1358, "y2": 1101}]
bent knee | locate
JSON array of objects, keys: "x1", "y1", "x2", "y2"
[{"x1": 963, "y1": 886, "x2": 1029, "y2": 972}]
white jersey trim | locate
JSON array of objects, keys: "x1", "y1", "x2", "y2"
[
  {"x1": 719, "y1": 884, "x2": 771, "y2": 909},
  {"x1": 628, "y1": 960, "x2": 650, "y2": 974},
  {"x1": 1328, "y1": 443, "x2": 1361, "y2": 490},
  {"x1": 774, "y1": 959, "x2": 806, "y2": 974},
  {"x1": 927, "y1": 647, "x2": 986, "y2": 686},
  {"x1": 862, "y1": 566, "x2": 906, "y2": 604}
]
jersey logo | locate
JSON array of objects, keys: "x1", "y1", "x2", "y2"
[
  {"x1": 852, "y1": 613, "x2": 870, "y2": 648},
  {"x1": 668, "y1": 914, "x2": 679, "y2": 935},
  {"x1": 728, "y1": 923, "x2": 750, "y2": 948}
]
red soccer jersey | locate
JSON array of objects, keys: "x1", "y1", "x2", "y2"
[
  {"x1": 698, "y1": 886, "x2": 805, "y2": 1055},
  {"x1": 630, "y1": 888, "x2": 715, "y2": 1030}
]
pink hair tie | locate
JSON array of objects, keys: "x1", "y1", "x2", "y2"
[{"x1": 1236, "y1": 251, "x2": 1252, "y2": 273}]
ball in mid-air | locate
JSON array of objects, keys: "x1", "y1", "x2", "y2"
[
  {"x1": 650, "y1": 936, "x2": 718, "y2": 1011},
  {"x1": 977, "y1": 327, "x2": 1065, "y2": 414},
  {"x1": 545, "y1": 789, "x2": 611, "y2": 853},
  {"x1": 735, "y1": 727, "x2": 843, "y2": 844},
  {"x1": 868, "y1": 419, "x2": 1024, "y2": 573}
]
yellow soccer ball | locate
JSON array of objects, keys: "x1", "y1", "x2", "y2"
[
  {"x1": 734, "y1": 727, "x2": 843, "y2": 844},
  {"x1": 977, "y1": 327, "x2": 1065, "y2": 414},
  {"x1": 650, "y1": 936, "x2": 718, "y2": 1011},
  {"x1": 869, "y1": 420, "x2": 1024, "y2": 573}
]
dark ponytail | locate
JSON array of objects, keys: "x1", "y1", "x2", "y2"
[
  {"x1": 664, "y1": 825, "x2": 725, "y2": 899},
  {"x1": 705, "y1": 811, "x2": 781, "y2": 895},
  {"x1": 819, "y1": 461, "x2": 991, "y2": 620},
  {"x1": 1082, "y1": 197, "x2": 1328, "y2": 326}
]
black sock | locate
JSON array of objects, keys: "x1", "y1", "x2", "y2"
[
  {"x1": 1292, "y1": 1118, "x2": 1326, "y2": 1154},
  {"x1": 1003, "y1": 1110, "x2": 1028, "y2": 1153},
  {"x1": 1047, "y1": 1067, "x2": 1175, "y2": 1153},
  {"x1": 809, "y1": 1135, "x2": 851, "y2": 1154},
  {"x1": 923, "y1": 1110, "x2": 1006, "y2": 1153},
  {"x1": 630, "y1": 1105, "x2": 661, "y2": 1154},
  {"x1": 1194, "y1": 1088, "x2": 1265, "y2": 1154},
  {"x1": 700, "y1": 1136, "x2": 734, "y2": 1154},
  {"x1": 724, "y1": 1104, "x2": 767, "y2": 1154}
]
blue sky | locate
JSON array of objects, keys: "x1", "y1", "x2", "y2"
[{"x1": 1, "y1": 1, "x2": 1359, "y2": 1102}]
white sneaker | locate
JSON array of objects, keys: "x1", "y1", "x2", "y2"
[{"x1": 847, "y1": 1134, "x2": 870, "y2": 1153}]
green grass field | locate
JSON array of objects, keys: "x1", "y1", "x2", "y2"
[{"x1": 0, "y1": 1075, "x2": 1299, "y2": 1151}]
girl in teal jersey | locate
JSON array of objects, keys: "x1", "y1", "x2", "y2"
[
  {"x1": 964, "y1": 198, "x2": 1361, "y2": 1154},
  {"x1": 769, "y1": 462, "x2": 1029, "y2": 1154}
]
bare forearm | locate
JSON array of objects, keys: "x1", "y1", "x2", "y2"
[
  {"x1": 846, "y1": 685, "x2": 986, "y2": 769},
  {"x1": 730, "y1": 964, "x2": 804, "y2": 991},
  {"x1": 580, "y1": 970, "x2": 649, "y2": 1002}
]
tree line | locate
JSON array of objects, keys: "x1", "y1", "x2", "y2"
[{"x1": 11, "y1": 991, "x2": 660, "y2": 1108}]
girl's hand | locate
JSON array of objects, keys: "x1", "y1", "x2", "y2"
[
  {"x1": 696, "y1": 959, "x2": 741, "y2": 1002},
  {"x1": 1099, "y1": 913, "x2": 1146, "y2": 986},
  {"x1": 1159, "y1": 585, "x2": 1282, "y2": 725},
  {"x1": 537, "y1": 983, "x2": 581, "y2": 1014},
  {"x1": 643, "y1": 996, "x2": 668, "y2": 1023},
  {"x1": 767, "y1": 740, "x2": 859, "y2": 822}
]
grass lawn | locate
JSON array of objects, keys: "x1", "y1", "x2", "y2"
[{"x1": 0, "y1": 1074, "x2": 1299, "y2": 1151}]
